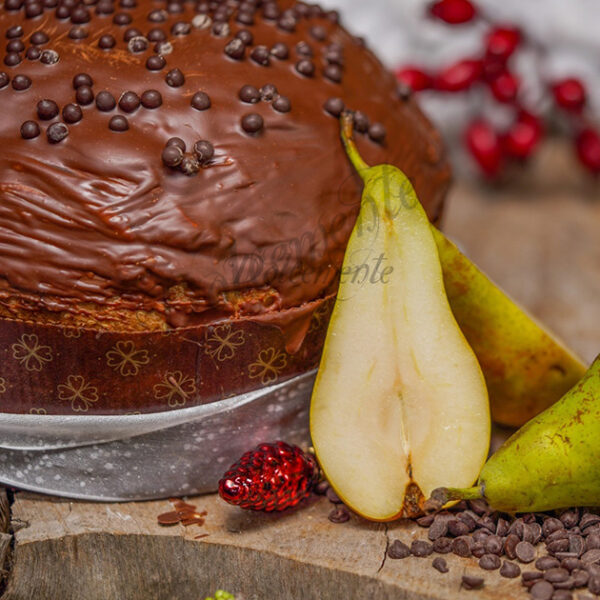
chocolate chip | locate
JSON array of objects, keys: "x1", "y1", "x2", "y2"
[
  {"x1": 40, "y1": 49, "x2": 59, "y2": 64},
  {"x1": 171, "y1": 21, "x2": 191, "y2": 36},
  {"x1": 109, "y1": 115, "x2": 128, "y2": 132},
  {"x1": 515, "y1": 540, "x2": 536, "y2": 563},
  {"x1": 500, "y1": 560, "x2": 521, "y2": 578},
  {"x1": 496, "y1": 518, "x2": 510, "y2": 538},
  {"x1": 432, "y1": 557, "x2": 448, "y2": 573},
  {"x1": 549, "y1": 539, "x2": 571, "y2": 554},
  {"x1": 581, "y1": 549, "x2": 600, "y2": 564},
  {"x1": 193, "y1": 140, "x2": 214, "y2": 164},
  {"x1": 47, "y1": 122, "x2": 68, "y2": 143},
  {"x1": 461, "y1": 575, "x2": 484, "y2": 590},
  {"x1": 20, "y1": 120, "x2": 40, "y2": 139},
  {"x1": 411, "y1": 540, "x2": 433, "y2": 557},
  {"x1": 238, "y1": 85, "x2": 260, "y2": 104},
  {"x1": 11, "y1": 74, "x2": 31, "y2": 90},
  {"x1": 581, "y1": 513, "x2": 600, "y2": 530},
  {"x1": 530, "y1": 522, "x2": 543, "y2": 545},
  {"x1": 96, "y1": 91, "x2": 116, "y2": 111},
  {"x1": 586, "y1": 533, "x2": 600, "y2": 550},
  {"x1": 314, "y1": 480, "x2": 330, "y2": 495},
  {"x1": 270, "y1": 42, "x2": 289, "y2": 60},
  {"x1": 162, "y1": 145, "x2": 183, "y2": 167},
  {"x1": 62, "y1": 103, "x2": 82, "y2": 123},
  {"x1": 428, "y1": 517, "x2": 448, "y2": 541},
  {"x1": 555, "y1": 552, "x2": 579, "y2": 561},
  {"x1": 323, "y1": 97, "x2": 344, "y2": 117},
  {"x1": 560, "y1": 510, "x2": 580, "y2": 529},
  {"x1": 432, "y1": 537, "x2": 452, "y2": 553},
  {"x1": 590, "y1": 575, "x2": 600, "y2": 595},
  {"x1": 73, "y1": 73, "x2": 93, "y2": 89},
  {"x1": 328, "y1": 506, "x2": 349, "y2": 524},
  {"x1": 295, "y1": 58, "x2": 315, "y2": 77},
  {"x1": 543, "y1": 518, "x2": 565, "y2": 538},
  {"x1": 241, "y1": 113, "x2": 263, "y2": 134},
  {"x1": 324, "y1": 63, "x2": 343, "y2": 83},
  {"x1": 165, "y1": 68, "x2": 185, "y2": 87},
  {"x1": 387, "y1": 540, "x2": 410, "y2": 559},
  {"x1": 75, "y1": 85, "x2": 94, "y2": 105},
  {"x1": 37, "y1": 99, "x2": 59, "y2": 120},
  {"x1": 146, "y1": 55, "x2": 166, "y2": 71},
  {"x1": 452, "y1": 536, "x2": 472, "y2": 558},
  {"x1": 448, "y1": 519, "x2": 469, "y2": 537},
  {"x1": 250, "y1": 45, "x2": 270, "y2": 66},
  {"x1": 548, "y1": 529, "x2": 570, "y2": 543},
  {"x1": 530, "y1": 580, "x2": 554, "y2": 600},
  {"x1": 6, "y1": 26, "x2": 23, "y2": 39},
  {"x1": 224, "y1": 38, "x2": 245, "y2": 60},
  {"x1": 523, "y1": 570, "x2": 544, "y2": 583},
  {"x1": 141, "y1": 89, "x2": 162, "y2": 108},
  {"x1": 544, "y1": 568, "x2": 569, "y2": 583},
  {"x1": 572, "y1": 568, "x2": 589, "y2": 587},
  {"x1": 191, "y1": 91, "x2": 211, "y2": 110},
  {"x1": 483, "y1": 535, "x2": 503, "y2": 555},
  {"x1": 326, "y1": 487, "x2": 342, "y2": 504},
  {"x1": 259, "y1": 83, "x2": 278, "y2": 102},
  {"x1": 537, "y1": 556, "x2": 561, "y2": 570},
  {"x1": 98, "y1": 34, "x2": 116, "y2": 49},
  {"x1": 128, "y1": 36, "x2": 149, "y2": 53},
  {"x1": 468, "y1": 498, "x2": 491, "y2": 516},
  {"x1": 551, "y1": 591, "x2": 573, "y2": 600},
  {"x1": 26, "y1": 46, "x2": 41, "y2": 60},
  {"x1": 113, "y1": 12, "x2": 132, "y2": 25},
  {"x1": 569, "y1": 535, "x2": 585, "y2": 556},
  {"x1": 479, "y1": 553, "x2": 501, "y2": 570},
  {"x1": 4, "y1": 52, "x2": 21, "y2": 67},
  {"x1": 472, "y1": 542, "x2": 486, "y2": 558}
]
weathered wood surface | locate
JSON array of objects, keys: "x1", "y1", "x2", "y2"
[{"x1": 2, "y1": 142, "x2": 599, "y2": 600}]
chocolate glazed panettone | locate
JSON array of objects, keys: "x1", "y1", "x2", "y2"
[{"x1": 0, "y1": 0, "x2": 450, "y2": 415}]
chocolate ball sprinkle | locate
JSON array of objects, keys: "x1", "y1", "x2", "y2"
[
  {"x1": 353, "y1": 111, "x2": 370, "y2": 133},
  {"x1": 323, "y1": 97, "x2": 344, "y2": 117},
  {"x1": 191, "y1": 14, "x2": 212, "y2": 30},
  {"x1": 295, "y1": 59, "x2": 315, "y2": 77},
  {"x1": 295, "y1": 41, "x2": 313, "y2": 57},
  {"x1": 40, "y1": 49, "x2": 59, "y2": 64},
  {"x1": 162, "y1": 145, "x2": 183, "y2": 168},
  {"x1": 147, "y1": 9, "x2": 167, "y2": 23},
  {"x1": 128, "y1": 36, "x2": 149, "y2": 53},
  {"x1": 119, "y1": 91, "x2": 141, "y2": 112},
  {"x1": 171, "y1": 21, "x2": 191, "y2": 36},
  {"x1": 154, "y1": 41, "x2": 173, "y2": 55},
  {"x1": 277, "y1": 14, "x2": 296, "y2": 32},
  {"x1": 75, "y1": 85, "x2": 94, "y2": 105},
  {"x1": 180, "y1": 156, "x2": 200, "y2": 176},
  {"x1": 70, "y1": 6, "x2": 91, "y2": 23},
  {"x1": 147, "y1": 28, "x2": 166, "y2": 42},
  {"x1": 193, "y1": 139, "x2": 214, "y2": 164},
  {"x1": 5, "y1": 0, "x2": 22, "y2": 10},
  {"x1": 47, "y1": 122, "x2": 69, "y2": 143},
  {"x1": 30, "y1": 31, "x2": 49, "y2": 45},
  {"x1": 95, "y1": 1, "x2": 114, "y2": 15},
  {"x1": 309, "y1": 25, "x2": 327, "y2": 41},
  {"x1": 37, "y1": 99, "x2": 59, "y2": 120},
  {"x1": 211, "y1": 22, "x2": 230, "y2": 38},
  {"x1": 62, "y1": 103, "x2": 82, "y2": 124},
  {"x1": 120, "y1": 0, "x2": 137, "y2": 8},
  {"x1": 262, "y1": 3, "x2": 280, "y2": 20},
  {"x1": 25, "y1": 2, "x2": 43, "y2": 18},
  {"x1": 241, "y1": 113, "x2": 263, "y2": 134},
  {"x1": 324, "y1": 63, "x2": 342, "y2": 83},
  {"x1": 167, "y1": 2, "x2": 185, "y2": 15},
  {"x1": 238, "y1": 85, "x2": 260, "y2": 103},
  {"x1": 6, "y1": 39, "x2": 25, "y2": 53},
  {"x1": 165, "y1": 68, "x2": 185, "y2": 87},
  {"x1": 73, "y1": 73, "x2": 93, "y2": 89},
  {"x1": 224, "y1": 38, "x2": 245, "y2": 60},
  {"x1": 270, "y1": 42, "x2": 289, "y2": 60},
  {"x1": 26, "y1": 46, "x2": 41, "y2": 60},
  {"x1": 166, "y1": 137, "x2": 186, "y2": 151},
  {"x1": 21, "y1": 120, "x2": 40, "y2": 139},
  {"x1": 98, "y1": 34, "x2": 116, "y2": 49},
  {"x1": 4, "y1": 53, "x2": 22, "y2": 67},
  {"x1": 191, "y1": 91, "x2": 211, "y2": 110},
  {"x1": 95, "y1": 90, "x2": 116, "y2": 111},
  {"x1": 259, "y1": 83, "x2": 278, "y2": 101},
  {"x1": 369, "y1": 123, "x2": 386, "y2": 143},
  {"x1": 146, "y1": 55, "x2": 166, "y2": 71},
  {"x1": 54, "y1": 5, "x2": 70, "y2": 19},
  {"x1": 141, "y1": 89, "x2": 162, "y2": 108},
  {"x1": 12, "y1": 74, "x2": 31, "y2": 90},
  {"x1": 236, "y1": 11, "x2": 254, "y2": 25},
  {"x1": 250, "y1": 45, "x2": 270, "y2": 66},
  {"x1": 235, "y1": 29, "x2": 253, "y2": 46},
  {"x1": 123, "y1": 28, "x2": 143, "y2": 42},
  {"x1": 0, "y1": 73, "x2": 9, "y2": 89},
  {"x1": 6, "y1": 26, "x2": 24, "y2": 39},
  {"x1": 109, "y1": 115, "x2": 129, "y2": 132},
  {"x1": 113, "y1": 12, "x2": 132, "y2": 25},
  {"x1": 272, "y1": 95, "x2": 291, "y2": 113},
  {"x1": 68, "y1": 26, "x2": 88, "y2": 40}
]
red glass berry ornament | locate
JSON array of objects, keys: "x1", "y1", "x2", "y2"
[
  {"x1": 552, "y1": 78, "x2": 587, "y2": 113},
  {"x1": 429, "y1": 0, "x2": 477, "y2": 24},
  {"x1": 465, "y1": 120, "x2": 502, "y2": 177},
  {"x1": 489, "y1": 71, "x2": 520, "y2": 103},
  {"x1": 575, "y1": 128, "x2": 600, "y2": 175},
  {"x1": 395, "y1": 67, "x2": 432, "y2": 92},
  {"x1": 434, "y1": 59, "x2": 482, "y2": 92},
  {"x1": 485, "y1": 27, "x2": 521, "y2": 63},
  {"x1": 218, "y1": 441, "x2": 320, "y2": 511}
]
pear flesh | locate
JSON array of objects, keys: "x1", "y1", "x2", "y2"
[
  {"x1": 310, "y1": 128, "x2": 490, "y2": 521},
  {"x1": 441, "y1": 355, "x2": 600, "y2": 513}
]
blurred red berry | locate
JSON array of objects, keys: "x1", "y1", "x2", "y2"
[
  {"x1": 429, "y1": 0, "x2": 477, "y2": 24},
  {"x1": 434, "y1": 59, "x2": 482, "y2": 92},
  {"x1": 465, "y1": 120, "x2": 503, "y2": 177},
  {"x1": 552, "y1": 78, "x2": 587, "y2": 113},
  {"x1": 485, "y1": 27, "x2": 521, "y2": 62},
  {"x1": 503, "y1": 114, "x2": 543, "y2": 159},
  {"x1": 218, "y1": 441, "x2": 319, "y2": 511},
  {"x1": 575, "y1": 128, "x2": 600, "y2": 174},
  {"x1": 395, "y1": 67, "x2": 432, "y2": 92},
  {"x1": 489, "y1": 71, "x2": 520, "y2": 103}
]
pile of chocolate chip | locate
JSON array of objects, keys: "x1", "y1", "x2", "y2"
[{"x1": 390, "y1": 500, "x2": 600, "y2": 599}]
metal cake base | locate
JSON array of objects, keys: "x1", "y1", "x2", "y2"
[{"x1": 0, "y1": 371, "x2": 316, "y2": 501}]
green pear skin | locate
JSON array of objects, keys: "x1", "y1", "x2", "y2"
[
  {"x1": 446, "y1": 355, "x2": 600, "y2": 513},
  {"x1": 434, "y1": 231, "x2": 587, "y2": 427}
]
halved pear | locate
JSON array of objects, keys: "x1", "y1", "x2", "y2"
[{"x1": 309, "y1": 115, "x2": 490, "y2": 521}]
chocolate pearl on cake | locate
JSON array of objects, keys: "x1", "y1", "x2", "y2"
[
  {"x1": 262, "y1": 2, "x2": 280, "y2": 20},
  {"x1": 369, "y1": 123, "x2": 387, "y2": 144},
  {"x1": 37, "y1": 99, "x2": 59, "y2": 120},
  {"x1": 109, "y1": 115, "x2": 129, "y2": 132},
  {"x1": 180, "y1": 155, "x2": 200, "y2": 176},
  {"x1": 171, "y1": 21, "x2": 191, "y2": 36},
  {"x1": 69, "y1": 27, "x2": 88, "y2": 40},
  {"x1": 324, "y1": 63, "x2": 343, "y2": 84},
  {"x1": 224, "y1": 38, "x2": 245, "y2": 60},
  {"x1": 250, "y1": 45, "x2": 270, "y2": 66},
  {"x1": 260, "y1": 83, "x2": 278, "y2": 101},
  {"x1": 146, "y1": 55, "x2": 166, "y2": 71},
  {"x1": 277, "y1": 13, "x2": 296, "y2": 32},
  {"x1": 235, "y1": 29, "x2": 253, "y2": 46},
  {"x1": 12, "y1": 74, "x2": 31, "y2": 90},
  {"x1": 95, "y1": 1, "x2": 114, "y2": 15},
  {"x1": 141, "y1": 89, "x2": 162, "y2": 108},
  {"x1": 148, "y1": 9, "x2": 167, "y2": 22},
  {"x1": 70, "y1": 5, "x2": 90, "y2": 23},
  {"x1": 166, "y1": 137, "x2": 186, "y2": 152},
  {"x1": 120, "y1": 0, "x2": 137, "y2": 8},
  {"x1": 96, "y1": 91, "x2": 116, "y2": 111},
  {"x1": 26, "y1": 45, "x2": 41, "y2": 60},
  {"x1": 30, "y1": 31, "x2": 49, "y2": 45},
  {"x1": 271, "y1": 42, "x2": 290, "y2": 60},
  {"x1": 239, "y1": 84, "x2": 260, "y2": 103},
  {"x1": 353, "y1": 111, "x2": 370, "y2": 133},
  {"x1": 165, "y1": 68, "x2": 185, "y2": 87},
  {"x1": 40, "y1": 49, "x2": 59, "y2": 64},
  {"x1": 62, "y1": 103, "x2": 82, "y2": 124},
  {"x1": 98, "y1": 34, "x2": 116, "y2": 49},
  {"x1": 47, "y1": 122, "x2": 68, "y2": 143},
  {"x1": 296, "y1": 41, "x2": 313, "y2": 57},
  {"x1": 128, "y1": 36, "x2": 148, "y2": 53},
  {"x1": 295, "y1": 58, "x2": 315, "y2": 77},
  {"x1": 190, "y1": 91, "x2": 211, "y2": 111},
  {"x1": 5, "y1": 25, "x2": 23, "y2": 39},
  {"x1": 20, "y1": 120, "x2": 40, "y2": 139},
  {"x1": 6, "y1": 39, "x2": 25, "y2": 53},
  {"x1": 309, "y1": 25, "x2": 327, "y2": 41},
  {"x1": 323, "y1": 97, "x2": 344, "y2": 117},
  {"x1": 211, "y1": 21, "x2": 230, "y2": 37},
  {"x1": 123, "y1": 28, "x2": 142, "y2": 42},
  {"x1": 162, "y1": 145, "x2": 183, "y2": 167},
  {"x1": 193, "y1": 140, "x2": 214, "y2": 164},
  {"x1": 4, "y1": 52, "x2": 22, "y2": 67},
  {"x1": 25, "y1": 2, "x2": 44, "y2": 18},
  {"x1": 119, "y1": 91, "x2": 140, "y2": 113},
  {"x1": 241, "y1": 113, "x2": 263, "y2": 134},
  {"x1": 147, "y1": 28, "x2": 166, "y2": 42},
  {"x1": 154, "y1": 41, "x2": 173, "y2": 55},
  {"x1": 73, "y1": 73, "x2": 93, "y2": 89},
  {"x1": 272, "y1": 95, "x2": 291, "y2": 113},
  {"x1": 113, "y1": 12, "x2": 132, "y2": 25},
  {"x1": 76, "y1": 85, "x2": 94, "y2": 105},
  {"x1": 191, "y1": 14, "x2": 212, "y2": 30}
]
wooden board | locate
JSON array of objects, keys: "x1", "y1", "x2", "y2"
[{"x1": 1, "y1": 141, "x2": 599, "y2": 599}]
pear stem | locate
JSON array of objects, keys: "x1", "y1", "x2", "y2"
[
  {"x1": 445, "y1": 486, "x2": 484, "y2": 501},
  {"x1": 340, "y1": 112, "x2": 371, "y2": 178}
]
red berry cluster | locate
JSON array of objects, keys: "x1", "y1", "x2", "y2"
[
  {"x1": 396, "y1": 0, "x2": 600, "y2": 177},
  {"x1": 218, "y1": 441, "x2": 319, "y2": 511}
]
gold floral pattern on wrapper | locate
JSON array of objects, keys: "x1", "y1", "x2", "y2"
[
  {"x1": 205, "y1": 324, "x2": 245, "y2": 362},
  {"x1": 309, "y1": 302, "x2": 331, "y2": 334},
  {"x1": 248, "y1": 347, "x2": 288, "y2": 385},
  {"x1": 0, "y1": 377, "x2": 6, "y2": 395},
  {"x1": 62, "y1": 327, "x2": 82, "y2": 338},
  {"x1": 106, "y1": 340, "x2": 150, "y2": 376},
  {"x1": 11, "y1": 333, "x2": 53, "y2": 372},
  {"x1": 57, "y1": 375, "x2": 100, "y2": 412},
  {"x1": 153, "y1": 371, "x2": 197, "y2": 408},
  {"x1": 29, "y1": 407, "x2": 47, "y2": 415}
]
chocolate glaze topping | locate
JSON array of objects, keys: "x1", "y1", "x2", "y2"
[{"x1": 0, "y1": 0, "x2": 450, "y2": 331}]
